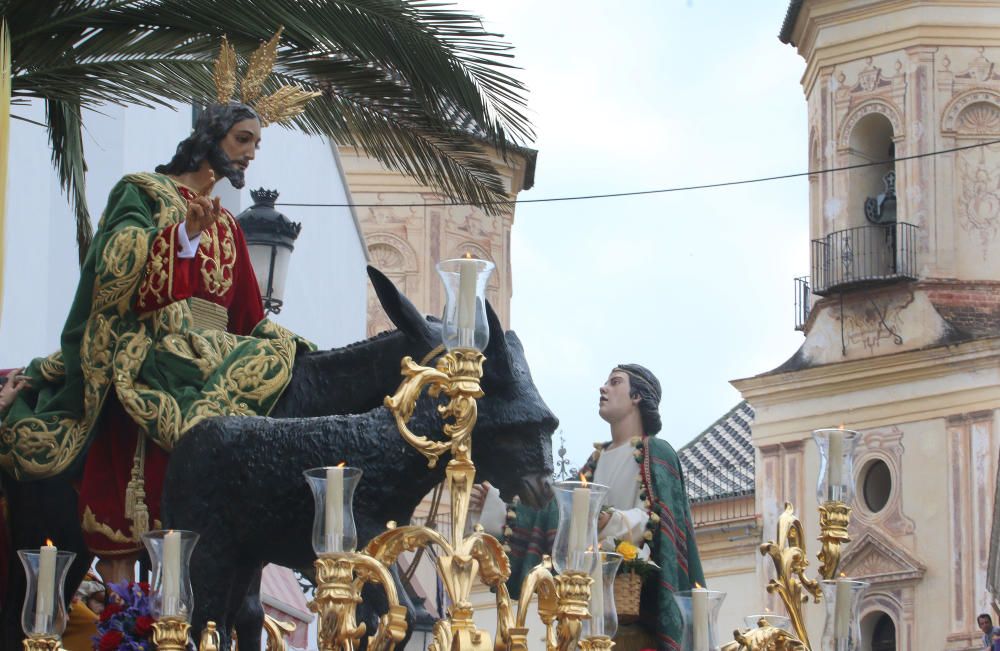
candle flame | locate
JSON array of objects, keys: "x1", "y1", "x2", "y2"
[
  {"x1": 838, "y1": 423, "x2": 845, "y2": 430},
  {"x1": 463, "y1": 251, "x2": 473, "y2": 259},
  {"x1": 764, "y1": 607, "x2": 771, "y2": 613},
  {"x1": 45, "y1": 538, "x2": 53, "y2": 546},
  {"x1": 336, "y1": 461, "x2": 346, "y2": 468},
  {"x1": 694, "y1": 582, "x2": 703, "y2": 589},
  {"x1": 579, "y1": 472, "x2": 588, "y2": 487},
  {"x1": 839, "y1": 572, "x2": 847, "y2": 578}
]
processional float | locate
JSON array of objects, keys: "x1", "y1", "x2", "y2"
[{"x1": 19, "y1": 257, "x2": 869, "y2": 651}]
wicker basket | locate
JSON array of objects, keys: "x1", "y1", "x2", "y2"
[{"x1": 614, "y1": 572, "x2": 642, "y2": 624}]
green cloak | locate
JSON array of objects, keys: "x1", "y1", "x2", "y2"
[
  {"x1": 0, "y1": 173, "x2": 312, "y2": 480},
  {"x1": 503, "y1": 435, "x2": 705, "y2": 650}
]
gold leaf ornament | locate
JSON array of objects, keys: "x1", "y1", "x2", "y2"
[
  {"x1": 241, "y1": 29, "x2": 282, "y2": 104},
  {"x1": 213, "y1": 36, "x2": 237, "y2": 104},
  {"x1": 212, "y1": 28, "x2": 319, "y2": 126}
]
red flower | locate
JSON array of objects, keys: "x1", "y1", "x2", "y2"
[
  {"x1": 99, "y1": 602, "x2": 123, "y2": 622},
  {"x1": 133, "y1": 615, "x2": 155, "y2": 636},
  {"x1": 98, "y1": 629, "x2": 124, "y2": 651},
  {"x1": 137, "y1": 582, "x2": 151, "y2": 594}
]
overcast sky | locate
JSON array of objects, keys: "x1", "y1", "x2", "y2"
[{"x1": 456, "y1": 0, "x2": 809, "y2": 465}]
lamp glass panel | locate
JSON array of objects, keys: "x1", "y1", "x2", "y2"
[
  {"x1": 247, "y1": 243, "x2": 273, "y2": 298},
  {"x1": 269, "y1": 246, "x2": 292, "y2": 306}
]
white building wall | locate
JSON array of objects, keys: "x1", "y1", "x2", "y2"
[{"x1": 0, "y1": 100, "x2": 366, "y2": 366}]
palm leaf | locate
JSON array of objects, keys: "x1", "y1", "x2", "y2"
[
  {"x1": 0, "y1": 20, "x2": 10, "y2": 323},
  {"x1": 2, "y1": 0, "x2": 534, "y2": 252},
  {"x1": 45, "y1": 97, "x2": 91, "y2": 263}
]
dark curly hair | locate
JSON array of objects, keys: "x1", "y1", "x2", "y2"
[
  {"x1": 155, "y1": 102, "x2": 259, "y2": 188},
  {"x1": 614, "y1": 363, "x2": 662, "y2": 436}
]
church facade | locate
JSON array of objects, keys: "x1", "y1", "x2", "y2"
[
  {"x1": 335, "y1": 144, "x2": 536, "y2": 333},
  {"x1": 732, "y1": 2, "x2": 1000, "y2": 650}
]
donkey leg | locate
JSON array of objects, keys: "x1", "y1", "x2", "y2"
[
  {"x1": 231, "y1": 566, "x2": 264, "y2": 651},
  {"x1": 190, "y1": 546, "x2": 239, "y2": 651}
]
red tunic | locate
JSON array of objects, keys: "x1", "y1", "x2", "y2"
[{"x1": 79, "y1": 185, "x2": 264, "y2": 556}]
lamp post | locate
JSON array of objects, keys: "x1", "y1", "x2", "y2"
[{"x1": 236, "y1": 188, "x2": 301, "y2": 315}]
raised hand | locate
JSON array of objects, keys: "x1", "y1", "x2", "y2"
[
  {"x1": 0, "y1": 368, "x2": 30, "y2": 411},
  {"x1": 184, "y1": 171, "x2": 222, "y2": 239}
]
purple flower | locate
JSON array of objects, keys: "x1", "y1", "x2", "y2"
[{"x1": 92, "y1": 580, "x2": 158, "y2": 651}]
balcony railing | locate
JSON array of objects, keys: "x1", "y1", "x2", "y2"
[
  {"x1": 810, "y1": 222, "x2": 918, "y2": 296},
  {"x1": 794, "y1": 276, "x2": 811, "y2": 331}
]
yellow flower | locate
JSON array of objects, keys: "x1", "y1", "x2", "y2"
[{"x1": 616, "y1": 540, "x2": 640, "y2": 561}]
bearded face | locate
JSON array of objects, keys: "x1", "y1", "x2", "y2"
[{"x1": 208, "y1": 117, "x2": 261, "y2": 189}]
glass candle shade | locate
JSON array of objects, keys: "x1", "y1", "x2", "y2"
[
  {"x1": 436, "y1": 258, "x2": 495, "y2": 352},
  {"x1": 582, "y1": 551, "x2": 623, "y2": 639},
  {"x1": 674, "y1": 589, "x2": 726, "y2": 651},
  {"x1": 743, "y1": 614, "x2": 792, "y2": 631},
  {"x1": 820, "y1": 579, "x2": 868, "y2": 651},
  {"x1": 18, "y1": 548, "x2": 76, "y2": 637},
  {"x1": 141, "y1": 529, "x2": 199, "y2": 620},
  {"x1": 813, "y1": 428, "x2": 860, "y2": 504},
  {"x1": 551, "y1": 480, "x2": 609, "y2": 574},
  {"x1": 305, "y1": 466, "x2": 363, "y2": 556}
]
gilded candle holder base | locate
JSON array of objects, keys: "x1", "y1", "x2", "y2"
[
  {"x1": 580, "y1": 635, "x2": 615, "y2": 650},
  {"x1": 553, "y1": 572, "x2": 593, "y2": 650},
  {"x1": 152, "y1": 617, "x2": 191, "y2": 651},
  {"x1": 817, "y1": 500, "x2": 851, "y2": 580},
  {"x1": 22, "y1": 636, "x2": 62, "y2": 651}
]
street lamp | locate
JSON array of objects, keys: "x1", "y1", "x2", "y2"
[{"x1": 236, "y1": 188, "x2": 301, "y2": 315}]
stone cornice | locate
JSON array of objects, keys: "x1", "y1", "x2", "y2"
[
  {"x1": 731, "y1": 338, "x2": 1000, "y2": 439},
  {"x1": 733, "y1": 337, "x2": 1000, "y2": 403},
  {"x1": 790, "y1": 1, "x2": 1000, "y2": 96}
]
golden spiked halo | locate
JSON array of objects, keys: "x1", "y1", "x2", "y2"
[{"x1": 212, "y1": 28, "x2": 320, "y2": 126}]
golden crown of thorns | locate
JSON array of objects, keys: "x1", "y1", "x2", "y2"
[{"x1": 212, "y1": 28, "x2": 320, "y2": 126}]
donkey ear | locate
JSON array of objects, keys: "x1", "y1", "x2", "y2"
[
  {"x1": 483, "y1": 300, "x2": 512, "y2": 375},
  {"x1": 367, "y1": 266, "x2": 436, "y2": 345}
]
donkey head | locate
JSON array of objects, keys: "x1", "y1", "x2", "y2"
[{"x1": 368, "y1": 266, "x2": 557, "y2": 507}]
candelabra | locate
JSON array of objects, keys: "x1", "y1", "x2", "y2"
[
  {"x1": 303, "y1": 257, "x2": 614, "y2": 651},
  {"x1": 723, "y1": 428, "x2": 868, "y2": 651}
]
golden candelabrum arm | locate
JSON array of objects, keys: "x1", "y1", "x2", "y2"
[
  {"x1": 817, "y1": 500, "x2": 851, "y2": 580},
  {"x1": 719, "y1": 619, "x2": 807, "y2": 651},
  {"x1": 758, "y1": 503, "x2": 824, "y2": 651},
  {"x1": 262, "y1": 615, "x2": 296, "y2": 651},
  {"x1": 383, "y1": 351, "x2": 484, "y2": 471},
  {"x1": 351, "y1": 555, "x2": 409, "y2": 650},
  {"x1": 308, "y1": 552, "x2": 409, "y2": 651}
]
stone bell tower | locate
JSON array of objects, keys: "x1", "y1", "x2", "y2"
[{"x1": 732, "y1": 3, "x2": 1000, "y2": 650}]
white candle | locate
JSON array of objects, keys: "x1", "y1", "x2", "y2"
[
  {"x1": 568, "y1": 485, "x2": 590, "y2": 565},
  {"x1": 834, "y1": 579, "x2": 852, "y2": 640},
  {"x1": 456, "y1": 257, "x2": 477, "y2": 346},
  {"x1": 827, "y1": 430, "x2": 844, "y2": 499},
  {"x1": 33, "y1": 542, "x2": 56, "y2": 633},
  {"x1": 162, "y1": 531, "x2": 181, "y2": 617},
  {"x1": 692, "y1": 586, "x2": 709, "y2": 650},
  {"x1": 589, "y1": 556, "x2": 605, "y2": 636},
  {"x1": 325, "y1": 466, "x2": 345, "y2": 553}
]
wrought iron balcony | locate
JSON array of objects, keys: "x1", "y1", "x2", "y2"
[
  {"x1": 810, "y1": 222, "x2": 918, "y2": 296},
  {"x1": 794, "y1": 276, "x2": 811, "y2": 331}
]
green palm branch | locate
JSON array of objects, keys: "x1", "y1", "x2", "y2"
[{"x1": 3, "y1": 0, "x2": 534, "y2": 262}]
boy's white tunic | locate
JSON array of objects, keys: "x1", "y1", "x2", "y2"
[{"x1": 478, "y1": 442, "x2": 650, "y2": 551}]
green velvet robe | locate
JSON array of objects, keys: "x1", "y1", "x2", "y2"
[{"x1": 0, "y1": 172, "x2": 311, "y2": 480}]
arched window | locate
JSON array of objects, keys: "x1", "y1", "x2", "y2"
[{"x1": 848, "y1": 112, "x2": 896, "y2": 228}]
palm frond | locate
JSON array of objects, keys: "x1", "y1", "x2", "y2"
[
  {"x1": 4, "y1": 0, "x2": 535, "y2": 256},
  {"x1": 46, "y1": 98, "x2": 91, "y2": 263}
]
